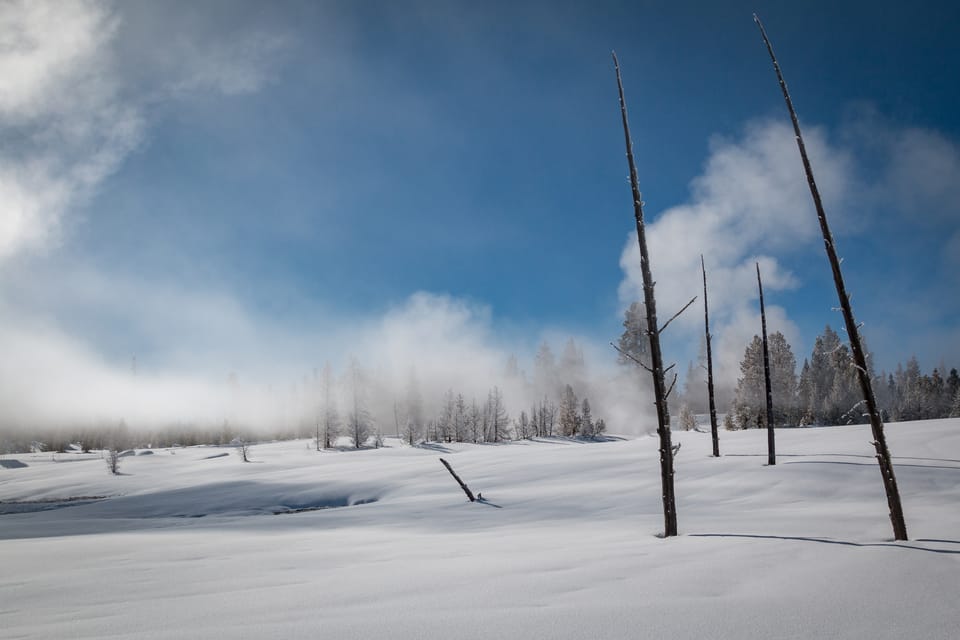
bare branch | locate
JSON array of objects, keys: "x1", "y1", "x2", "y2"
[
  {"x1": 610, "y1": 342, "x2": 653, "y2": 373},
  {"x1": 664, "y1": 372, "x2": 678, "y2": 400},
  {"x1": 658, "y1": 296, "x2": 698, "y2": 335}
]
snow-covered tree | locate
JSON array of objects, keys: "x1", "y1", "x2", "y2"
[
  {"x1": 515, "y1": 410, "x2": 534, "y2": 440},
  {"x1": 558, "y1": 384, "x2": 580, "y2": 436},
  {"x1": 318, "y1": 362, "x2": 340, "y2": 449},
  {"x1": 678, "y1": 404, "x2": 697, "y2": 431},
  {"x1": 403, "y1": 370, "x2": 424, "y2": 445},
  {"x1": 617, "y1": 301, "x2": 648, "y2": 365},
  {"x1": 734, "y1": 336, "x2": 766, "y2": 426},
  {"x1": 485, "y1": 387, "x2": 510, "y2": 442},
  {"x1": 533, "y1": 342, "x2": 559, "y2": 401},
  {"x1": 594, "y1": 418, "x2": 606, "y2": 436},
  {"x1": 768, "y1": 332, "x2": 798, "y2": 425},
  {"x1": 735, "y1": 331, "x2": 797, "y2": 427},
  {"x1": 345, "y1": 358, "x2": 373, "y2": 448},
  {"x1": 580, "y1": 398, "x2": 594, "y2": 438}
]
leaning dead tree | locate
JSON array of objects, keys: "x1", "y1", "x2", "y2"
[
  {"x1": 754, "y1": 15, "x2": 908, "y2": 540},
  {"x1": 440, "y1": 458, "x2": 476, "y2": 502},
  {"x1": 614, "y1": 52, "x2": 697, "y2": 538},
  {"x1": 756, "y1": 262, "x2": 776, "y2": 465},
  {"x1": 701, "y1": 255, "x2": 720, "y2": 457}
]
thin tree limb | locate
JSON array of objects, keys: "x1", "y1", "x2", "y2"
[
  {"x1": 610, "y1": 343, "x2": 654, "y2": 373},
  {"x1": 658, "y1": 296, "x2": 697, "y2": 335},
  {"x1": 665, "y1": 372, "x2": 678, "y2": 400}
]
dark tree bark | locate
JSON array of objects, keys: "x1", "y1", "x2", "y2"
[
  {"x1": 754, "y1": 14, "x2": 907, "y2": 540},
  {"x1": 702, "y1": 255, "x2": 720, "y2": 457},
  {"x1": 440, "y1": 458, "x2": 476, "y2": 502},
  {"x1": 756, "y1": 263, "x2": 776, "y2": 465},
  {"x1": 613, "y1": 52, "x2": 677, "y2": 537}
]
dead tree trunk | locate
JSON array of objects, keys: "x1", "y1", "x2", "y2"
[
  {"x1": 439, "y1": 458, "x2": 476, "y2": 502},
  {"x1": 756, "y1": 262, "x2": 776, "y2": 465},
  {"x1": 613, "y1": 52, "x2": 677, "y2": 537},
  {"x1": 754, "y1": 14, "x2": 907, "y2": 540},
  {"x1": 701, "y1": 255, "x2": 720, "y2": 457}
]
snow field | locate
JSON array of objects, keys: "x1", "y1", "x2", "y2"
[{"x1": 1, "y1": 420, "x2": 959, "y2": 639}]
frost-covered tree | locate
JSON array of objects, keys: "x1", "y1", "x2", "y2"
[
  {"x1": 468, "y1": 400, "x2": 483, "y2": 443},
  {"x1": 950, "y1": 387, "x2": 960, "y2": 419},
  {"x1": 594, "y1": 418, "x2": 606, "y2": 436},
  {"x1": 617, "y1": 301, "x2": 648, "y2": 364},
  {"x1": 723, "y1": 412, "x2": 737, "y2": 431},
  {"x1": 558, "y1": 384, "x2": 580, "y2": 436},
  {"x1": 580, "y1": 398, "x2": 594, "y2": 438},
  {"x1": 318, "y1": 363, "x2": 340, "y2": 449},
  {"x1": 531, "y1": 396, "x2": 557, "y2": 438},
  {"x1": 485, "y1": 387, "x2": 510, "y2": 442},
  {"x1": 678, "y1": 404, "x2": 697, "y2": 431},
  {"x1": 345, "y1": 358, "x2": 373, "y2": 448},
  {"x1": 403, "y1": 370, "x2": 424, "y2": 445},
  {"x1": 533, "y1": 342, "x2": 559, "y2": 401},
  {"x1": 106, "y1": 448, "x2": 121, "y2": 475},
  {"x1": 735, "y1": 331, "x2": 797, "y2": 427},
  {"x1": 734, "y1": 336, "x2": 766, "y2": 426},
  {"x1": 768, "y1": 332, "x2": 798, "y2": 425},
  {"x1": 438, "y1": 389, "x2": 456, "y2": 443},
  {"x1": 515, "y1": 410, "x2": 534, "y2": 440},
  {"x1": 560, "y1": 338, "x2": 587, "y2": 397},
  {"x1": 453, "y1": 393, "x2": 468, "y2": 442}
]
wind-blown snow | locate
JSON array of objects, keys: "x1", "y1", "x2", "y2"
[{"x1": 2, "y1": 420, "x2": 959, "y2": 639}]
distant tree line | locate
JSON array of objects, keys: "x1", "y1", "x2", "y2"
[
  {"x1": 0, "y1": 338, "x2": 609, "y2": 454},
  {"x1": 729, "y1": 324, "x2": 960, "y2": 428}
]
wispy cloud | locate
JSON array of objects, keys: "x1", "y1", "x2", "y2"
[
  {"x1": 0, "y1": 0, "x2": 292, "y2": 262},
  {"x1": 618, "y1": 119, "x2": 852, "y2": 389},
  {"x1": 0, "y1": 0, "x2": 142, "y2": 259},
  {"x1": 619, "y1": 114, "x2": 960, "y2": 389}
]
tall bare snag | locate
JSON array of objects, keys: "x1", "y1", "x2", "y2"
[
  {"x1": 756, "y1": 262, "x2": 776, "y2": 465},
  {"x1": 613, "y1": 52, "x2": 677, "y2": 537},
  {"x1": 701, "y1": 255, "x2": 720, "y2": 457},
  {"x1": 754, "y1": 14, "x2": 907, "y2": 539}
]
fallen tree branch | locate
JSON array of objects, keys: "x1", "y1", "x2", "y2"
[{"x1": 439, "y1": 458, "x2": 476, "y2": 502}]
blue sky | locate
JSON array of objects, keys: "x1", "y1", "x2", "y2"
[{"x1": 1, "y1": 0, "x2": 958, "y2": 424}]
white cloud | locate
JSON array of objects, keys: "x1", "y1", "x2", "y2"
[
  {"x1": 619, "y1": 119, "x2": 852, "y2": 383},
  {"x1": 0, "y1": 1, "x2": 291, "y2": 263},
  {"x1": 166, "y1": 31, "x2": 291, "y2": 96},
  {"x1": 0, "y1": 0, "x2": 143, "y2": 260}
]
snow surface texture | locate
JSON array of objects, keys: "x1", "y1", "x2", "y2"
[{"x1": 2, "y1": 420, "x2": 959, "y2": 639}]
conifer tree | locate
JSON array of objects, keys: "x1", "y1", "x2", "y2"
[
  {"x1": 559, "y1": 384, "x2": 580, "y2": 436},
  {"x1": 580, "y1": 398, "x2": 594, "y2": 438}
]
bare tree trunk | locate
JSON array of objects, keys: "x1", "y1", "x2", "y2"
[
  {"x1": 701, "y1": 255, "x2": 719, "y2": 457},
  {"x1": 756, "y1": 263, "x2": 776, "y2": 465},
  {"x1": 439, "y1": 458, "x2": 476, "y2": 502},
  {"x1": 613, "y1": 52, "x2": 677, "y2": 537},
  {"x1": 754, "y1": 14, "x2": 907, "y2": 540}
]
